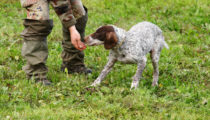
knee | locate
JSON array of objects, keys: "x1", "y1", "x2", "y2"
[{"x1": 21, "y1": 19, "x2": 53, "y2": 38}]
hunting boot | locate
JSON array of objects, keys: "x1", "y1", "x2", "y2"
[
  {"x1": 21, "y1": 19, "x2": 53, "y2": 85},
  {"x1": 61, "y1": 7, "x2": 92, "y2": 74}
]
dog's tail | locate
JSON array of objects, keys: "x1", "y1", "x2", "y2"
[
  {"x1": 161, "y1": 35, "x2": 169, "y2": 49},
  {"x1": 163, "y1": 41, "x2": 169, "y2": 49}
]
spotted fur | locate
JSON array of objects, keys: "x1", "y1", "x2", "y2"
[{"x1": 85, "y1": 21, "x2": 169, "y2": 89}]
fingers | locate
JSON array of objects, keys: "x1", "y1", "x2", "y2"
[
  {"x1": 78, "y1": 41, "x2": 86, "y2": 50},
  {"x1": 71, "y1": 38, "x2": 86, "y2": 51}
]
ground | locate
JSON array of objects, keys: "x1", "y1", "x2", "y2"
[{"x1": 0, "y1": 0, "x2": 209, "y2": 119}]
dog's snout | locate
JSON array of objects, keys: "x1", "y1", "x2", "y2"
[{"x1": 84, "y1": 36, "x2": 89, "y2": 43}]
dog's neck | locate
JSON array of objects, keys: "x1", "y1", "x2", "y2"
[{"x1": 112, "y1": 25, "x2": 127, "y2": 45}]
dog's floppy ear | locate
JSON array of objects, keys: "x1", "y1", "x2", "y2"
[{"x1": 104, "y1": 32, "x2": 118, "y2": 49}]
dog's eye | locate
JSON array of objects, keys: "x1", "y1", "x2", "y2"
[
  {"x1": 92, "y1": 32, "x2": 106, "y2": 41},
  {"x1": 92, "y1": 33, "x2": 99, "y2": 39}
]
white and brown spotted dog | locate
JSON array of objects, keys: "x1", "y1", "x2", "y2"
[{"x1": 84, "y1": 21, "x2": 169, "y2": 89}]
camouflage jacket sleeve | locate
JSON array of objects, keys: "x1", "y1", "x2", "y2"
[{"x1": 51, "y1": 0, "x2": 85, "y2": 28}]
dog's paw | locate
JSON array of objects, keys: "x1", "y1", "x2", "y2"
[
  {"x1": 130, "y1": 81, "x2": 139, "y2": 90},
  {"x1": 84, "y1": 86, "x2": 97, "y2": 93},
  {"x1": 152, "y1": 82, "x2": 158, "y2": 86},
  {"x1": 91, "y1": 80, "x2": 101, "y2": 87}
]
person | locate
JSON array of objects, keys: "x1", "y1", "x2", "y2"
[{"x1": 20, "y1": 0, "x2": 92, "y2": 85}]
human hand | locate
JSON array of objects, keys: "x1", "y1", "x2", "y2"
[{"x1": 69, "y1": 25, "x2": 86, "y2": 51}]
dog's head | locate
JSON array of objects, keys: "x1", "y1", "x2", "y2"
[{"x1": 84, "y1": 25, "x2": 118, "y2": 49}]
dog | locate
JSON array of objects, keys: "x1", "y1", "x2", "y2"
[{"x1": 84, "y1": 21, "x2": 169, "y2": 89}]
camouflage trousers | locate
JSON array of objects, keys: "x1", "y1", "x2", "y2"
[{"x1": 21, "y1": 0, "x2": 88, "y2": 79}]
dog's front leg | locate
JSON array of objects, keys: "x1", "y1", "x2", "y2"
[{"x1": 91, "y1": 58, "x2": 117, "y2": 86}]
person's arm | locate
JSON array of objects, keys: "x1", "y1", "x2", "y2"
[{"x1": 51, "y1": 0, "x2": 86, "y2": 51}]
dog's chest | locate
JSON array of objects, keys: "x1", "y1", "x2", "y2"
[
  {"x1": 117, "y1": 53, "x2": 137, "y2": 64},
  {"x1": 112, "y1": 46, "x2": 138, "y2": 64}
]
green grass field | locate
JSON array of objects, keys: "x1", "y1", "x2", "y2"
[{"x1": 0, "y1": 0, "x2": 209, "y2": 119}]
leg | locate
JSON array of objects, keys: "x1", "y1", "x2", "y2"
[
  {"x1": 150, "y1": 50, "x2": 160, "y2": 86},
  {"x1": 91, "y1": 58, "x2": 117, "y2": 86},
  {"x1": 61, "y1": 9, "x2": 90, "y2": 74},
  {"x1": 21, "y1": 0, "x2": 53, "y2": 85},
  {"x1": 130, "y1": 56, "x2": 147, "y2": 89}
]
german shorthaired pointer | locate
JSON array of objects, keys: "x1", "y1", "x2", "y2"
[{"x1": 84, "y1": 21, "x2": 169, "y2": 89}]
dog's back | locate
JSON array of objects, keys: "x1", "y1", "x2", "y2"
[{"x1": 119, "y1": 22, "x2": 167, "y2": 58}]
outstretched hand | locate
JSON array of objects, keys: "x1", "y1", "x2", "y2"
[{"x1": 69, "y1": 26, "x2": 86, "y2": 51}]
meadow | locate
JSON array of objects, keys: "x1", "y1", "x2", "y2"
[{"x1": 0, "y1": 0, "x2": 209, "y2": 119}]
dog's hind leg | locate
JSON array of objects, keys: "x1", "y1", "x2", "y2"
[
  {"x1": 150, "y1": 49, "x2": 160, "y2": 86},
  {"x1": 131, "y1": 56, "x2": 147, "y2": 89},
  {"x1": 91, "y1": 58, "x2": 117, "y2": 87}
]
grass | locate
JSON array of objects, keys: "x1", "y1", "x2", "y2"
[{"x1": 0, "y1": 0, "x2": 209, "y2": 119}]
